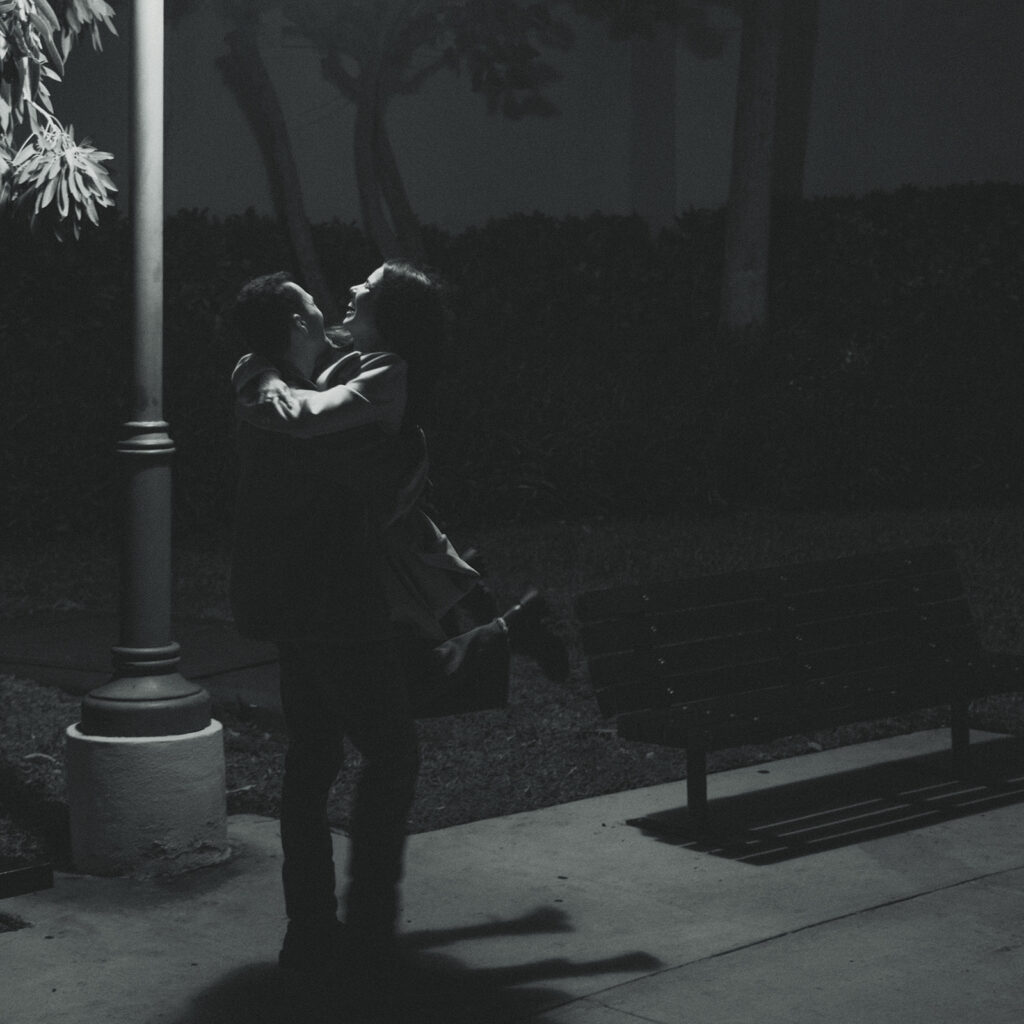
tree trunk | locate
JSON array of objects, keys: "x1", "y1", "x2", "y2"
[
  {"x1": 353, "y1": 91, "x2": 403, "y2": 260},
  {"x1": 705, "y1": 0, "x2": 783, "y2": 505},
  {"x1": 773, "y1": 0, "x2": 819, "y2": 204},
  {"x1": 720, "y1": 0, "x2": 782, "y2": 348},
  {"x1": 316, "y1": 2, "x2": 428, "y2": 262},
  {"x1": 218, "y1": 27, "x2": 338, "y2": 321},
  {"x1": 373, "y1": 120, "x2": 426, "y2": 261},
  {"x1": 629, "y1": 23, "x2": 677, "y2": 231}
]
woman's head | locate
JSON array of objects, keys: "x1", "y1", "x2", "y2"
[
  {"x1": 343, "y1": 260, "x2": 446, "y2": 357},
  {"x1": 341, "y1": 264, "x2": 385, "y2": 349},
  {"x1": 343, "y1": 260, "x2": 449, "y2": 427}
]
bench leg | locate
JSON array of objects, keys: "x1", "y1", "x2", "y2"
[
  {"x1": 951, "y1": 696, "x2": 970, "y2": 777},
  {"x1": 687, "y1": 738, "x2": 709, "y2": 831}
]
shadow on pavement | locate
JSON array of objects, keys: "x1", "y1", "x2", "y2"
[
  {"x1": 629, "y1": 736, "x2": 1024, "y2": 865},
  {"x1": 173, "y1": 905, "x2": 662, "y2": 1023}
]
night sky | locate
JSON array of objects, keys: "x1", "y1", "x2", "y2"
[{"x1": 55, "y1": 0, "x2": 1024, "y2": 229}]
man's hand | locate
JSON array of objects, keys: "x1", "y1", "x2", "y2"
[{"x1": 254, "y1": 373, "x2": 301, "y2": 419}]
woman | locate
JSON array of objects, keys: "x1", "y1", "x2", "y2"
[{"x1": 233, "y1": 260, "x2": 568, "y2": 711}]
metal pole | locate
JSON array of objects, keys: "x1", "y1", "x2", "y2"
[{"x1": 80, "y1": 0, "x2": 209, "y2": 737}]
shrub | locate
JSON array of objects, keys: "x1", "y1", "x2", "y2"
[{"x1": 2, "y1": 184, "x2": 1022, "y2": 541}]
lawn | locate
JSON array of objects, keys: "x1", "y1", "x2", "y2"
[{"x1": 3, "y1": 505, "x2": 1024, "y2": 869}]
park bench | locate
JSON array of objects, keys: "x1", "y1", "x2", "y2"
[{"x1": 576, "y1": 544, "x2": 1021, "y2": 830}]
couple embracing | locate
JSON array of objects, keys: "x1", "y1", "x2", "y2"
[{"x1": 226, "y1": 261, "x2": 568, "y2": 998}]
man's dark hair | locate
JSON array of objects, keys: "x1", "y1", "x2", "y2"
[{"x1": 228, "y1": 271, "x2": 301, "y2": 359}]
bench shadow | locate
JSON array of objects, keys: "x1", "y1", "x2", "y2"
[
  {"x1": 172, "y1": 904, "x2": 662, "y2": 1023},
  {"x1": 629, "y1": 735, "x2": 1024, "y2": 865}
]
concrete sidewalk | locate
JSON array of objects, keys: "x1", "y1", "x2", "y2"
[{"x1": 3, "y1": 729, "x2": 1024, "y2": 1023}]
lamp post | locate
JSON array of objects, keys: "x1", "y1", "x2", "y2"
[
  {"x1": 65, "y1": 0, "x2": 228, "y2": 876},
  {"x1": 79, "y1": 0, "x2": 208, "y2": 737}
]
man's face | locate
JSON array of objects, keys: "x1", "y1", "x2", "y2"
[{"x1": 283, "y1": 282, "x2": 327, "y2": 349}]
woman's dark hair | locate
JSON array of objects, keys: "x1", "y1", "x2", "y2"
[
  {"x1": 227, "y1": 271, "x2": 300, "y2": 359},
  {"x1": 373, "y1": 260, "x2": 449, "y2": 431}
]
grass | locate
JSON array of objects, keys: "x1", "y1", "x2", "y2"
[{"x1": 3, "y1": 505, "x2": 1024, "y2": 869}]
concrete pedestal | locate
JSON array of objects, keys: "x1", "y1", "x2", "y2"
[{"x1": 65, "y1": 720, "x2": 231, "y2": 878}]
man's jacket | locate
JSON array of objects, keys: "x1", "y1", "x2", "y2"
[{"x1": 230, "y1": 412, "x2": 397, "y2": 645}]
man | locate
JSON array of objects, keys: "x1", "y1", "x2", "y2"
[{"x1": 227, "y1": 272, "x2": 419, "y2": 988}]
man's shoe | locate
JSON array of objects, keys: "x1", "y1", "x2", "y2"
[
  {"x1": 278, "y1": 918, "x2": 345, "y2": 978},
  {"x1": 502, "y1": 588, "x2": 570, "y2": 683},
  {"x1": 279, "y1": 920, "x2": 406, "y2": 1011}
]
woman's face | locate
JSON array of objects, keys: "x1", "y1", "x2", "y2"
[{"x1": 343, "y1": 264, "x2": 385, "y2": 347}]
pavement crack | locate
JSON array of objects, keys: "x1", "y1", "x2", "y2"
[
  {"x1": 535, "y1": 861, "x2": 1024, "y2": 1016},
  {"x1": 533, "y1": 994, "x2": 669, "y2": 1023},
  {"x1": 693, "y1": 861, "x2": 1024, "y2": 970},
  {"x1": 588, "y1": 1000, "x2": 670, "y2": 1023}
]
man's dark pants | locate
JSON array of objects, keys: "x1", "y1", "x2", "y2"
[{"x1": 277, "y1": 639, "x2": 419, "y2": 944}]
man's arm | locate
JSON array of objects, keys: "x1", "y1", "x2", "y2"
[
  {"x1": 231, "y1": 350, "x2": 426, "y2": 523},
  {"x1": 233, "y1": 352, "x2": 407, "y2": 439}
]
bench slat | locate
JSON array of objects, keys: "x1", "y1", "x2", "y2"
[
  {"x1": 576, "y1": 571, "x2": 771, "y2": 623},
  {"x1": 575, "y1": 545, "x2": 959, "y2": 626},
  {"x1": 579, "y1": 598, "x2": 774, "y2": 657},
  {"x1": 591, "y1": 633, "x2": 983, "y2": 719},
  {"x1": 784, "y1": 602, "x2": 970, "y2": 653},
  {"x1": 589, "y1": 630, "x2": 780, "y2": 685},
  {"x1": 587, "y1": 612, "x2": 977, "y2": 701},
  {"x1": 616, "y1": 657, "x2": 972, "y2": 748},
  {"x1": 580, "y1": 586, "x2": 970, "y2": 662},
  {"x1": 593, "y1": 658, "x2": 782, "y2": 716},
  {"x1": 781, "y1": 570, "x2": 964, "y2": 622},
  {"x1": 766, "y1": 544, "x2": 957, "y2": 589},
  {"x1": 791, "y1": 633, "x2": 979, "y2": 680}
]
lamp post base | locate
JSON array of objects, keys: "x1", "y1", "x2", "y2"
[
  {"x1": 80, "y1": 669, "x2": 212, "y2": 738},
  {"x1": 65, "y1": 719, "x2": 230, "y2": 878}
]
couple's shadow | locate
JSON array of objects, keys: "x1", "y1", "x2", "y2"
[{"x1": 176, "y1": 905, "x2": 662, "y2": 1023}]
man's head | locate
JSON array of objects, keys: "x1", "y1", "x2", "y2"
[{"x1": 229, "y1": 272, "x2": 327, "y2": 362}]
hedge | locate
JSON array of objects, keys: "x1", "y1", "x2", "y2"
[{"x1": 1, "y1": 182, "x2": 1021, "y2": 541}]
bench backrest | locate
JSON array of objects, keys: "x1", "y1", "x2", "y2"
[{"x1": 576, "y1": 545, "x2": 981, "y2": 747}]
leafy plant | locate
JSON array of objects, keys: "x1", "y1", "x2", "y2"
[{"x1": 0, "y1": 0, "x2": 117, "y2": 237}]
